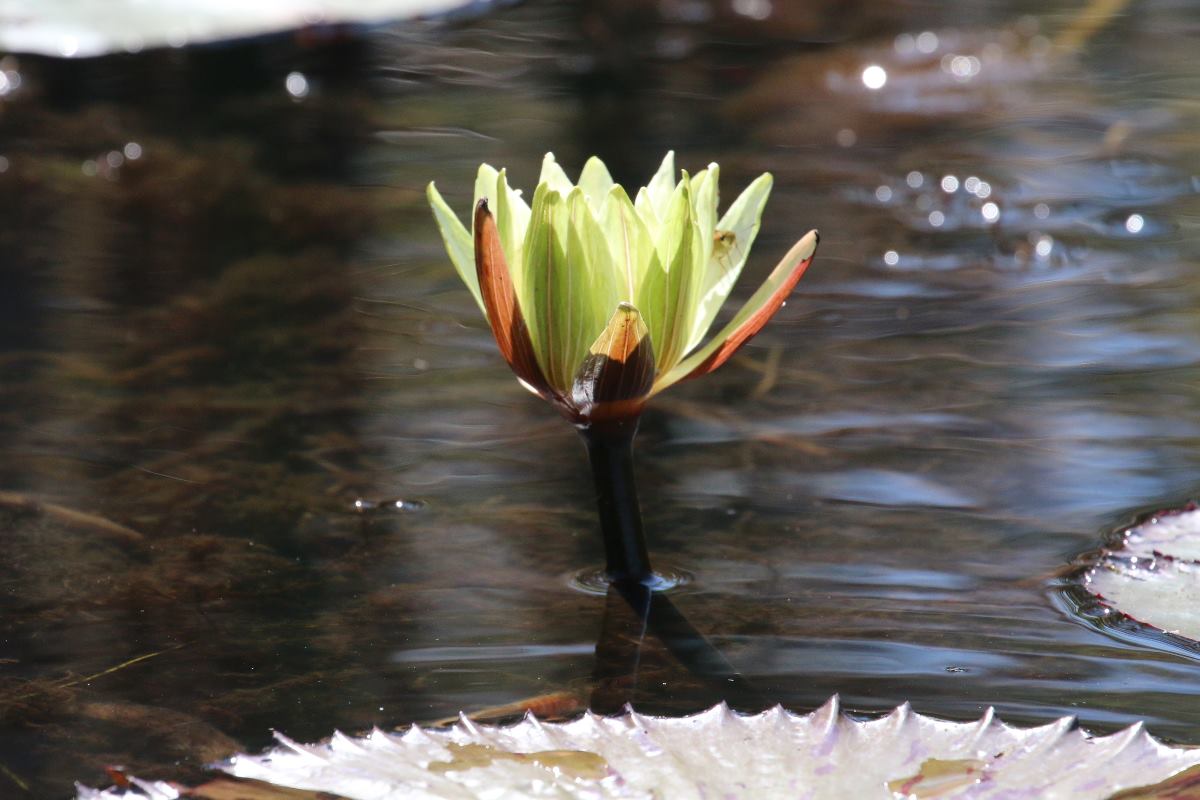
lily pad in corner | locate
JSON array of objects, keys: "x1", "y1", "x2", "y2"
[
  {"x1": 77, "y1": 697, "x2": 1200, "y2": 799},
  {"x1": 1080, "y1": 505, "x2": 1200, "y2": 644}
]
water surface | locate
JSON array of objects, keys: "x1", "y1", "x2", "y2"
[{"x1": 2, "y1": 1, "x2": 1200, "y2": 794}]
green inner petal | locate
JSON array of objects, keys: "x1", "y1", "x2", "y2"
[
  {"x1": 577, "y1": 156, "x2": 615, "y2": 214},
  {"x1": 427, "y1": 181, "x2": 484, "y2": 314},
  {"x1": 688, "y1": 172, "x2": 772, "y2": 351},
  {"x1": 495, "y1": 168, "x2": 530, "y2": 295},
  {"x1": 637, "y1": 176, "x2": 699, "y2": 372},
  {"x1": 538, "y1": 152, "x2": 575, "y2": 196},
  {"x1": 472, "y1": 163, "x2": 500, "y2": 216},
  {"x1": 566, "y1": 189, "x2": 620, "y2": 377},
  {"x1": 645, "y1": 150, "x2": 677, "y2": 217},
  {"x1": 603, "y1": 185, "x2": 656, "y2": 302}
]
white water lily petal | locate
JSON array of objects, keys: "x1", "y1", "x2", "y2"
[
  {"x1": 1083, "y1": 506, "x2": 1200, "y2": 642},
  {"x1": 427, "y1": 182, "x2": 484, "y2": 313},
  {"x1": 689, "y1": 172, "x2": 773, "y2": 350},
  {"x1": 78, "y1": 699, "x2": 1200, "y2": 799}
]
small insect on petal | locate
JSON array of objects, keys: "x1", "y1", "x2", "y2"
[
  {"x1": 571, "y1": 303, "x2": 656, "y2": 421},
  {"x1": 475, "y1": 199, "x2": 553, "y2": 398}
]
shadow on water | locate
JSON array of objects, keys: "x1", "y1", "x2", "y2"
[{"x1": 1, "y1": 0, "x2": 1200, "y2": 795}]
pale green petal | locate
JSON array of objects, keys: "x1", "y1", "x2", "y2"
[
  {"x1": 523, "y1": 184, "x2": 594, "y2": 392},
  {"x1": 577, "y1": 156, "x2": 614, "y2": 213},
  {"x1": 646, "y1": 150, "x2": 676, "y2": 217},
  {"x1": 566, "y1": 189, "x2": 619, "y2": 369},
  {"x1": 638, "y1": 178, "x2": 700, "y2": 372},
  {"x1": 538, "y1": 152, "x2": 575, "y2": 196},
  {"x1": 655, "y1": 229, "x2": 818, "y2": 395},
  {"x1": 634, "y1": 186, "x2": 659, "y2": 234},
  {"x1": 603, "y1": 185, "x2": 658, "y2": 302},
  {"x1": 495, "y1": 169, "x2": 530, "y2": 294},
  {"x1": 687, "y1": 172, "x2": 772, "y2": 350},
  {"x1": 427, "y1": 181, "x2": 484, "y2": 314},
  {"x1": 690, "y1": 164, "x2": 719, "y2": 263},
  {"x1": 472, "y1": 163, "x2": 500, "y2": 216}
]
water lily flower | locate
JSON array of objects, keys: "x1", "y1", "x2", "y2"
[{"x1": 428, "y1": 152, "x2": 819, "y2": 425}]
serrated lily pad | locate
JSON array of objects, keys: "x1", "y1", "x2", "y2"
[
  {"x1": 1082, "y1": 506, "x2": 1200, "y2": 642},
  {"x1": 0, "y1": 1, "x2": 491, "y2": 58},
  {"x1": 77, "y1": 698, "x2": 1200, "y2": 799}
]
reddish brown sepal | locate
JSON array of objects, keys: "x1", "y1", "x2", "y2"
[
  {"x1": 684, "y1": 232, "x2": 818, "y2": 380},
  {"x1": 474, "y1": 199, "x2": 552, "y2": 397},
  {"x1": 571, "y1": 303, "x2": 655, "y2": 422}
]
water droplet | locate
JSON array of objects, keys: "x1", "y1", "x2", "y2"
[
  {"x1": 940, "y1": 175, "x2": 959, "y2": 193},
  {"x1": 123, "y1": 142, "x2": 143, "y2": 160},
  {"x1": 1034, "y1": 202, "x2": 1050, "y2": 219},
  {"x1": 981, "y1": 202, "x2": 1000, "y2": 223},
  {"x1": 874, "y1": 185, "x2": 893, "y2": 202},
  {"x1": 883, "y1": 250, "x2": 900, "y2": 266},
  {"x1": 928, "y1": 210, "x2": 945, "y2": 227},
  {"x1": 894, "y1": 33, "x2": 915, "y2": 55},
  {"x1": 1125, "y1": 213, "x2": 1145, "y2": 234},
  {"x1": 354, "y1": 497, "x2": 425, "y2": 513},
  {"x1": 285, "y1": 71, "x2": 310, "y2": 99},
  {"x1": 906, "y1": 171, "x2": 924, "y2": 189},
  {"x1": 916, "y1": 31, "x2": 939, "y2": 54},
  {"x1": 836, "y1": 128, "x2": 857, "y2": 147},
  {"x1": 861, "y1": 64, "x2": 887, "y2": 90},
  {"x1": 1035, "y1": 235, "x2": 1054, "y2": 258}
]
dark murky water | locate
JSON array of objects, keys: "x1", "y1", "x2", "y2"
[{"x1": 2, "y1": 1, "x2": 1200, "y2": 795}]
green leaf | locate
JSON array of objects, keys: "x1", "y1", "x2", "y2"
[
  {"x1": 577, "y1": 156, "x2": 614, "y2": 214},
  {"x1": 655, "y1": 228, "x2": 818, "y2": 394},
  {"x1": 602, "y1": 185, "x2": 657, "y2": 302},
  {"x1": 688, "y1": 172, "x2": 773, "y2": 351},
  {"x1": 538, "y1": 153, "x2": 574, "y2": 196},
  {"x1": 427, "y1": 181, "x2": 484, "y2": 313}
]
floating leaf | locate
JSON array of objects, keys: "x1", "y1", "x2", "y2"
[
  {"x1": 1080, "y1": 505, "x2": 1200, "y2": 643},
  {"x1": 78, "y1": 698, "x2": 1200, "y2": 799}
]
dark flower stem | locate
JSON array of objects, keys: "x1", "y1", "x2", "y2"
[{"x1": 578, "y1": 418, "x2": 653, "y2": 584}]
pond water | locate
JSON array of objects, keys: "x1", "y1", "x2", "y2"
[{"x1": 2, "y1": 0, "x2": 1200, "y2": 795}]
